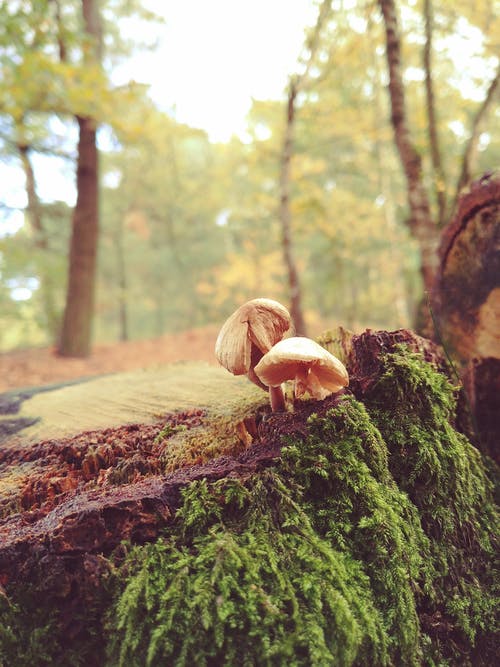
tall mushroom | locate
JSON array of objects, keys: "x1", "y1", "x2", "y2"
[
  {"x1": 215, "y1": 298, "x2": 292, "y2": 411},
  {"x1": 254, "y1": 336, "x2": 349, "y2": 405}
]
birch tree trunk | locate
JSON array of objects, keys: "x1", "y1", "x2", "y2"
[{"x1": 378, "y1": 0, "x2": 439, "y2": 333}]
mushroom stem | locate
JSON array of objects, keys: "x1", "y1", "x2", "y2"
[
  {"x1": 269, "y1": 385, "x2": 286, "y2": 412},
  {"x1": 294, "y1": 367, "x2": 309, "y2": 398}
]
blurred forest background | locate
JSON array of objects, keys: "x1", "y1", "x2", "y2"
[{"x1": 0, "y1": 0, "x2": 499, "y2": 356}]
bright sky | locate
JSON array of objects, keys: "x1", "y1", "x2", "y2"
[
  {"x1": 119, "y1": 0, "x2": 317, "y2": 142},
  {"x1": 0, "y1": 0, "x2": 317, "y2": 228}
]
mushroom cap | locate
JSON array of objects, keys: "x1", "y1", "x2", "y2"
[
  {"x1": 254, "y1": 336, "x2": 349, "y2": 398},
  {"x1": 215, "y1": 298, "x2": 291, "y2": 376}
]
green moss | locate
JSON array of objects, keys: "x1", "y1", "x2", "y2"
[
  {"x1": 281, "y1": 399, "x2": 433, "y2": 665},
  {"x1": 108, "y1": 474, "x2": 387, "y2": 667},
  {"x1": 0, "y1": 593, "x2": 59, "y2": 667},
  {"x1": 0, "y1": 583, "x2": 111, "y2": 667},
  {"x1": 1, "y1": 346, "x2": 497, "y2": 666},
  {"x1": 361, "y1": 347, "x2": 499, "y2": 653},
  {"x1": 107, "y1": 399, "x2": 433, "y2": 666}
]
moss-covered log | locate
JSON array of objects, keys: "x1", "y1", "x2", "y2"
[{"x1": 0, "y1": 330, "x2": 498, "y2": 666}]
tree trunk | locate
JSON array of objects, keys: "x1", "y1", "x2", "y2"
[
  {"x1": 18, "y1": 143, "x2": 60, "y2": 339},
  {"x1": 279, "y1": 81, "x2": 308, "y2": 336},
  {"x1": 423, "y1": 0, "x2": 447, "y2": 227},
  {"x1": 369, "y1": 16, "x2": 411, "y2": 325},
  {"x1": 58, "y1": 0, "x2": 101, "y2": 357},
  {"x1": 18, "y1": 144, "x2": 45, "y2": 247},
  {"x1": 58, "y1": 116, "x2": 99, "y2": 357},
  {"x1": 277, "y1": 0, "x2": 331, "y2": 336},
  {"x1": 378, "y1": 0, "x2": 439, "y2": 333},
  {"x1": 115, "y1": 217, "x2": 128, "y2": 342}
]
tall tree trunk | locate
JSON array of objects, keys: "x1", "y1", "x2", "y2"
[
  {"x1": 58, "y1": 0, "x2": 101, "y2": 357},
  {"x1": 115, "y1": 217, "x2": 128, "y2": 342},
  {"x1": 279, "y1": 81, "x2": 308, "y2": 336},
  {"x1": 52, "y1": 0, "x2": 67, "y2": 62},
  {"x1": 454, "y1": 62, "x2": 500, "y2": 206},
  {"x1": 278, "y1": 0, "x2": 331, "y2": 336},
  {"x1": 18, "y1": 144, "x2": 45, "y2": 248},
  {"x1": 58, "y1": 116, "x2": 99, "y2": 357},
  {"x1": 368, "y1": 16, "x2": 411, "y2": 326},
  {"x1": 378, "y1": 0, "x2": 439, "y2": 333},
  {"x1": 423, "y1": 0, "x2": 447, "y2": 227},
  {"x1": 18, "y1": 143, "x2": 60, "y2": 339}
]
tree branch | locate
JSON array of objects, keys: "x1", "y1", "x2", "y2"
[{"x1": 454, "y1": 61, "x2": 500, "y2": 208}]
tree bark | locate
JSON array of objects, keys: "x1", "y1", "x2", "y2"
[
  {"x1": 58, "y1": 116, "x2": 99, "y2": 357},
  {"x1": 17, "y1": 143, "x2": 46, "y2": 249},
  {"x1": 115, "y1": 217, "x2": 128, "y2": 342},
  {"x1": 434, "y1": 171, "x2": 500, "y2": 363},
  {"x1": 279, "y1": 80, "x2": 308, "y2": 336},
  {"x1": 58, "y1": 0, "x2": 101, "y2": 357},
  {"x1": 460, "y1": 357, "x2": 500, "y2": 463},
  {"x1": 378, "y1": 0, "x2": 439, "y2": 332},
  {"x1": 423, "y1": 0, "x2": 447, "y2": 227},
  {"x1": 18, "y1": 142, "x2": 60, "y2": 338}
]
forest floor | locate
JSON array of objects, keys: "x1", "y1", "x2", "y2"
[{"x1": 0, "y1": 325, "x2": 220, "y2": 393}]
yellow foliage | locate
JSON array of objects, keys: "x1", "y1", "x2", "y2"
[
  {"x1": 124, "y1": 210, "x2": 151, "y2": 241},
  {"x1": 196, "y1": 250, "x2": 286, "y2": 308}
]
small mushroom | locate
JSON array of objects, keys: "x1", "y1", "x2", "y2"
[
  {"x1": 254, "y1": 336, "x2": 349, "y2": 405},
  {"x1": 215, "y1": 298, "x2": 292, "y2": 410}
]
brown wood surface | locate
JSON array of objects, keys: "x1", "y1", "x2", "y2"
[{"x1": 435, "y1": 172, "x2": 500, "y2": 362}]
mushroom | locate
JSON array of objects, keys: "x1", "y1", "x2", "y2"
[
  {"x1": 215, "y1": 298, "x2": 292, "y2": 411},
  {"x1": 254, "y1": 336, "x2": 349, "y2": 405}
]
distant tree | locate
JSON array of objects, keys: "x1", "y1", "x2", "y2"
[
  {"x1": 58, "y1": 0, "x2": 102, "y2": 357},
  {"x1": 378, "y1": 0, "x2": 438, "y2": 332},
  {"x1": 453, "y1": 63, "x2": 500, "y2": 207},
  {"x1": 378, "y1": 0, "x2": 500, "y2": 332},
  {"x1": 0, "y1": 0, "x2": 159, "y2": 354},
  {"x1": 423, "y1": 0, "x2": 446, "y2": 227},
  {"x1": 98, "y1": 108, "x2": 227, "y2": 339},
  {"x1": 279, "y1": 0, "x2": 332, "y2": 336}
]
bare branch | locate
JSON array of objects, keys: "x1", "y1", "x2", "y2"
[{"x1": 454, "y1": 61, "x2": 500, "y2": 207}]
